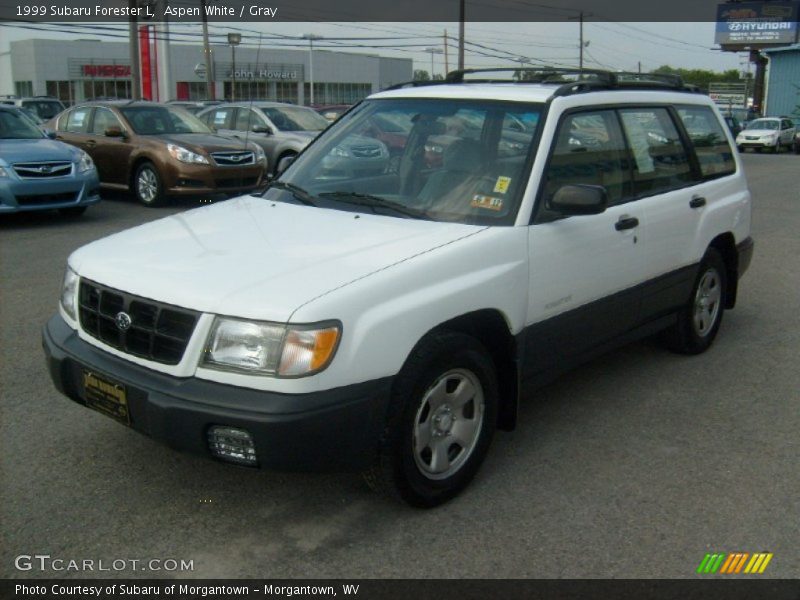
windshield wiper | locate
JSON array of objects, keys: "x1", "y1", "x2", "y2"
[
  {"x1": 318, "y1": 191, "x2": 426, "y2": 220},
  {"x1": 266, "y1": 181, "x2": 318, "y2": 207}
]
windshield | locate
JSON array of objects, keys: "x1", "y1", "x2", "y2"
[
  {"x1": 746, "y1": 119, "x2": 779, "y2": 131},
  {"x1": 261, "y1": 107, "x2": 330, "y2": 132},
  {"x1": 0, "y1": 109, "x2": 45, "y2": 139},
  {"x1": 120, "y1": 106, "x2": 213, "y2": 135},
  {"x1": 265, "y1": 98, "x2": 543, "y2": 226}
]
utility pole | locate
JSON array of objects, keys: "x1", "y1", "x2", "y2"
[
  {"x1": 444, "y1": 29, "x2": 449, "y2": 74},
  {"x1": 302, "y1": 34, "x2": 323, "y2": 106},
  {"x1": 424, "y1": 47, "x2": 444, "y2": 79},
  {"x1": 568, "y1": 11, "x2": 590, "y2": 70},
  {"x1": 458, "y1": 0, "x2": 465, "y2": 70},
  {"x1": 200, "y1": 0, "x2": 215, "y2": 100},
  {"x1": 128, "y1": 0, "x2": 141, "y2": 99}
]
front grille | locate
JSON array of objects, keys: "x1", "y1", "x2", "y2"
[
  {"x1": 78, "y1": 280, "x2": 199, "y2": 365},
  {"x1": 13, "y1": 161, "x2": 73, "y2": 178},
  {"x1": 211, "y1": 151, "x2": 255, "y2": 166},
  {"x1": 16, "y1": 192, "x2": 77, "y2": 206},
  {"x1": 216, "y1": 176, "x2": 258, "y2": 189},
  {"x1": 350, "y1": 145, "x2": 383, "y2": 158}
]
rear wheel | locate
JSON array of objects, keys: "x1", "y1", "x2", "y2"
[
  {"x1": 363, "y1": 331, "x2": 498, "y2": 507},
  {"x1": 134, "y1": 162, "x2": 165, "y2": 207},
  {"x1": 662, "y1": 248, "x2": 727, "y2": 355}
]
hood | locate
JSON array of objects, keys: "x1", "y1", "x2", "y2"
[
  {"x1": 156, "y1": 133, "x2": 256, "y2": 153},
  {"x1": 739, "y1": 129, "x2": 780, "y2": 137},
  {"x1": 0, "y1": 138, "x2": 81, "y2": 165},
  {"x1": 273, "y1": 130, "x2": 317, "y2": 145},
  {"x1": 69, "y1": 196, "x2": 485, "y2": 322}
]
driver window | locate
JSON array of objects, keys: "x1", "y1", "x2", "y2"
[
  {"x1": 235, "y1": 108, "x2": 267, "y2": 131},
  {"x1": 541, "y1": 110, "x2": 628, "y2": 219},
  {"x1": 90, "y1": 108, "x2": 122, "y2": 135}
]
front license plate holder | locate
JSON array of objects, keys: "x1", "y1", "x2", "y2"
[{"x1": 82, "y1": 369, "x2": 131, "y2": 426}]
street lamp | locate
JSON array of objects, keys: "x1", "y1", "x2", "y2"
[
  {"x1": 424, "y1": 47, "x2": 444, "y2": 80},
  {"x1": 302, "y1": 34, "x2": 323, "y2": 106},
  {"x1": 227, "y1": 32, "x2": 241, "y2": 101}
]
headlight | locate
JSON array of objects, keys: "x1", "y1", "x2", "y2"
[
  {"x1": 77, "y1": 150, "x2": 95, "y2": 173},
  {"x1": 331, "y1": 146, "x2": 350, "y2": 158},
  {"x1": 167, "y1": 143, "x2": 209, "y2": 164},
  {"x1": 251, "y1": 144, "x2": 266, "y2": 164},
  {"x1": 60, "y1": 266, "x2": 79, "y2": 322},
  {"x1": 0, "y1": 166, "x2": 8, "y2": 177},
  {"x1": 202, "y1": 317, "x2": 341, "y2": 377}
]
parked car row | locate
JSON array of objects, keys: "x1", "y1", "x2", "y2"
[{"x1": 46, "y1": 101, "x2": 268, "y2": 206}]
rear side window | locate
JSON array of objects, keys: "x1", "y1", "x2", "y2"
[
  {"x1": 542, "y1": 109, "x2": 629, "y2": 210},
  {"x1": 63, "y1": 107, "x2": 91, "y2": 133},
  {"x1": 207, "y1": 108, "x2": 234, "y2": 129},
  {"x1": 22, "y1": 100, "x2": 63, "y2": 120},
  {"x1": 676, "y1": 106, "x2": 735, "y2": 179},
  {"x1": 619, "y1": 108, "x2": 693, "y2": 196}
]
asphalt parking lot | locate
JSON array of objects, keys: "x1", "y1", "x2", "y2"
[{"x1": 1, "y1": 152, "x2": 798, "y2": 579}]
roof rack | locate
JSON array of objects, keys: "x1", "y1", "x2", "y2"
[{"x1": 384, "y1": 68, "x2": 700, "y2": 97}]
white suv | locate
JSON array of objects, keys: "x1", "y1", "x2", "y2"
[{"x1": 44, "y1": 69, "x2": 754, "y2": 507}]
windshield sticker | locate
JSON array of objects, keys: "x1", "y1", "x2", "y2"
[
  {"x1": 471, "y1": 194, "x2": 504, "y2": 212},
  {"x1": 493, "y1": 176, "x2": 511, "y2": 194}
]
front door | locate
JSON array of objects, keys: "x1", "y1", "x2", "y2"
[{"x1": 525, "y1": 108, "x2": 647, "y2": 376}]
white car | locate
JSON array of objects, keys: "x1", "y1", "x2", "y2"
[
  {"x1": 735, "y1": 116, "x2": 797, "y2": 153},
  {"x1": 44, "y1": 69, "x2": 754, "y2": 507}
]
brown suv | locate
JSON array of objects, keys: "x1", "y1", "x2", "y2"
[{"x1": 49, "y1": 101, "x2": 267, "y2": 206}]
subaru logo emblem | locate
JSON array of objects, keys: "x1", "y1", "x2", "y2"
[
  {"x1": 115, "y1": 311, "x2": 132, "y2": 331},
  {"x1": 38, "y1": 166, "x2": 53, "y2": 174}
]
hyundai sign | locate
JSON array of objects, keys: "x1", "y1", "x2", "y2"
[{"x1": 716, "y1": 1, "x2": 799, "y2": 46}]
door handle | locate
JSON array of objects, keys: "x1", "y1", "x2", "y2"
[
  {"x1": 690, "y1": 196, "x2": 706, "y2": 209},
  {"x1": 615, "y1": 216, "x2": 639, "y2": 231}
]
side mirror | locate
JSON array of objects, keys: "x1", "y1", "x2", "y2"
[
  {"x1": 276, "y1": 155, "x2": 295, "y2": 175},
  {"x1": 105, "y1": 126, "x2": 126, "y2": 138},
  {"x1": 549, "y1": 184, "x2": 607, "y2": 216},
  {"x1": 43, "y1": 128, "x2": 57, "y2": 139},
  {"x1": 252, "y1": 125, "x2": 272, "y2": 135}
]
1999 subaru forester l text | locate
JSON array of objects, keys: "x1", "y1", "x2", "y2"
[{"x1": 43, "y1": 70, "x2": 753, "y2": 507}]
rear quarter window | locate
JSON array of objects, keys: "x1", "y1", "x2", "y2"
[{"x1": 676, "y1": 106, "x2": 736, "y2": 179}]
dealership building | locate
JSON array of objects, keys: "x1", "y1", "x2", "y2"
[
  {"x1": 764, "y1": 44, "x2": 800, "y2": 121},
  {"x1": 1, "y1": 38, "x2": 413, "y2": 106}
]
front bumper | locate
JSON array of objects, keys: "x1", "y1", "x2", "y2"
[
  {"x1": 161, "y1": 161, "x2": 266, "y2": 196},
  {"x1": 0, "y1": 169, "x2": 101, "y2": 213},
  {"x1": 42, "y1": 315, "x2": 392, "y2": 471},
  {"x1": 737, "y1": 138, "x2": 777, "y2": 148}
]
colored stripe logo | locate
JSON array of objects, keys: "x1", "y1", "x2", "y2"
[{"x1": 697, "y1": 552, "x2": 773, "y2": 574}]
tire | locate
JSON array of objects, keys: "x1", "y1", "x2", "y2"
[
  {"x1": 133, "y1": 162, "x2": 165, "y2": 207},
  {"x1": 662, "y1": 248, "x2": 727, "y2": 355},
  {"x1": 363, "y1": 331, "x2": 498, "y2": 508},
  {"x1": 58, "y1": 206, "x2": 87, "y2": 217}
]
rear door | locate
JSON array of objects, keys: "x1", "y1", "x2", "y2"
[
  {"x1": 55, "y1": 106, "x2": 93, "y2": 151},
  {"x1": 629, "y1": 105, "x2": 729, "y2": 322}
]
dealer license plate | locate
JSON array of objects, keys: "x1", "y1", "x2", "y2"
[{"x1": 82, "y1": 370, "x2": 131, "y2": 426}]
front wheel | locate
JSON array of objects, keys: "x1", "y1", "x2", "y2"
[
  {"x1": 363, "y1": 332, "x2": 498, "y2": 507},
  {"x1": 662, "y1": 248, "x2": 727, "y2": 355},
  {"x1": 134, "y1": 162, "x2": 165, "y2": 207}
]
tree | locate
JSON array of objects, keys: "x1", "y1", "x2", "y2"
[
  {"x1": 651, "y1": 65, "x2": 747, "y2": 92},
  {"x1": 413, "y1": 70, "x2": 430, "y2": 81}
]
